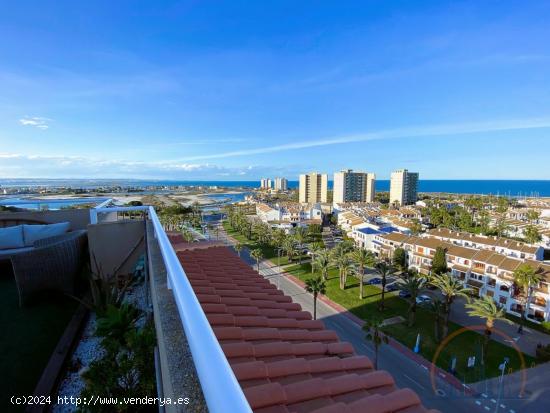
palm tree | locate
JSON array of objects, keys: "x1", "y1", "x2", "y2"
[
  {"x1": 399, "y1": 275, "x2": 426, "y2": 326},
  {"x1": 181, "y1": 228, "x2": 195, "y2": 243},
  {"x1": 305, "y1": 277, "x2": 326, "y2": 320},
  {"x1": 363, "y1": 317, "x2": 389, "y2": 370},
  {"x1": 429, "y1": 273, "x2": 470, "y2": 337},
  {"x1": 430, "y1": 298, "x2": 446, "y2": 343},
  {"x1": 308, "y1": 242, "x2": 323, "y2": 273},
  {"x1": 282, "y1": 237, "x2": 298, "y2": 264},
  {"x1": 332, "y1": 250, "x2": 353, "y2": 290},
  {"x1": 293, "y1": 227, "x2": 308, "y2": 264},
  {"x1": 234, "y1": 242, "x2": 244, "y2": 257},
  {"x1": 312, "y1": 249, "x2": 331, "y2": 281},
  {"x1": 513, "y1": 263, "x2": 542, "y2": 332},
  {"x1": 465, "y1": 296, "x2": 512, "y2": 365},
  {"x1": 374, "y1": 261, "x2": 396, "y2": 311},
  {"x1": 351, "y1": 249, "x2": 376, "y2": 299},
  {"x1": 250, "y1": 249, "x2": 263, "y2": 273}
]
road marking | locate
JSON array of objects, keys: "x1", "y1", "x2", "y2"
[
  {"x1": 359, "y1": 343, "x2": 374, "y2": 354},
  {"x1": 490, "y1": 399, "x2": 496, "y2": 403},
  {"x1": 484, "y1": 406, "x2": 490, "y2": 411},
  {"x1": 481, "y1": 393, "x2": 488, "y2": 398},
  {"x1": 475, "y1": 401, "x2": 481, "y2": 406},
  {"x1": 403, "y1": 374, "x2": 426, "y2": 390},
  {"x1": 509, "y1": 410, "x2": 515, "y2": 413}
]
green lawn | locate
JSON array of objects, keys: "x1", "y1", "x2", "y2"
[
  {"x1": 286, "y1": 262, "x2": 536, "y2": 383},
  {"x1": 0, "y1": 267, "x2": 78, "y2": 412}
]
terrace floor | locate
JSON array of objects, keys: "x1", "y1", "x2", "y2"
[{"x1": 0, "y1": 261, "x2": 77, "y2": 413}]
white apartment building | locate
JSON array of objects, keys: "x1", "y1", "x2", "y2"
[
  {"x1": 427, "y1": 228, "x2": 544, "y2": 261},
  {"x1": 274, "y1": 177, "x2": 288, "y2": 192},
  {"x1": 299, "y1": 172, "x2": 328, "y2": 204},
  {"x1": 390, "y1": 169, "x2": 419, "y2": 206},
  {"x1": 333, "y1": 170, "x2": 376, "y2": 204},
  {"x1": 372, "y1": 232, "x2": 550, "y2": 322},
  {"x1": 255, "y1": 201, "x2": 323, "y2": 230},
  {"x1": 260, "y1": 178, "x2": 272, "y2": 190}
]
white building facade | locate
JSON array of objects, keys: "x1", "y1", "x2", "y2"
[{"x1": 390, "y1": 169, "x2": 419, "y2": 206}]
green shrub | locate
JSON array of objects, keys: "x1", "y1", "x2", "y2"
[
  {"x1": 80, "y1": 322, "x2": 156, "y2": 412},
  {"x1": 95, "y1": 303, "x2": 142, "y2": 346}
]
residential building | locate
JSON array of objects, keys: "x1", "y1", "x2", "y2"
[
  {"x1": 299, "y1": 172, "x2": 328, "y2": 204},
  {"x1": 372, "y1": 232, "x2": 550, "y2": 322},
  {"x1": 273, "y1": 177, "x2": 288, "y2": 191},
  {"x1": 427, "y1": 228, "x2": 544, "y2": 261},
  {"x1": 390, "y1": 169, "x2": 419, "y2": 206},
  {"x1": 333, "y1": 169, "x2": 376, "y2": 204},
  {"x1": 260, "y1": 178, "x2": 272, "y2": 190},
  {"x1": 255, "y1": 201, "x2": 323, "y2": 230}
]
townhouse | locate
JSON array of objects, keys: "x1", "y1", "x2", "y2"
[
  {"x1": 427, "y1": 228, "x2": 544, "y2": 260},
  {"x1": 372, "y1": 232, "x2": 550, "y2": 322}
]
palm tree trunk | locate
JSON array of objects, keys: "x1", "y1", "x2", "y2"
[
  {"x1": 483, "y1": 327, "x2": 491, "y2": 366},
  {"x1": 374, "y1": 346, "x2": 378, "y2": 370},
  {"x1": 360, "y1": 274, "x2": 364, "y2": 299},
  {"x1": 313, "y1": 294, "x2": 317, "y2": 320},
  {"x1": 443, "y1": 307, "x2": 450, "y2": 338},
  {"x1": 379, "y1": 278, "x2": 386, "y2": 311},
  {"x1": 408, "y1": 303, "x2": 416, "y2": 327}
]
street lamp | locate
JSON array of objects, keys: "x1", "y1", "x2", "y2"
[{"x1": 494, "y1": 357, "x2": 509, "y2": 413}]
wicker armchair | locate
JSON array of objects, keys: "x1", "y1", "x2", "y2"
[{"x1": 9, "y1": 230, "x2": 88, "y2": 306}]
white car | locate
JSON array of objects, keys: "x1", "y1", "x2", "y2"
[{"x1": 415, "y1": 295, "x2": 432, "y2": 305}]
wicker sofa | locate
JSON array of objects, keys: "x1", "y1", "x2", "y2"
[{"x1": 0, "y1": 218, "x2": 88, "y2": 306}]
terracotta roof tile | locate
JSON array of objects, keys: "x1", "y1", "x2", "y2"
[{"x1": 175, "y1": 245, "x2": 437, "y2": 413}]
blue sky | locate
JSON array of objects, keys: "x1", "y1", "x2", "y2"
[{"x1": 1, "y1": 0, "x2": 549, "y2": 180}]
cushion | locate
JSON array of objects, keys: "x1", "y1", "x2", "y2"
[
  {"x1": 0, "y1": 225, "x2": 25, "y2": 250},
  {"x1": 23, "y1": 222, "x2": 71, "y2": 246},
  {"x1": 0, "y1": 246, "x2": 34, "y2": 258}
]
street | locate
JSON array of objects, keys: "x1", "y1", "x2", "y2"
[{"x1": 211, "y1": 222, "x2": 548, "y2": 413}]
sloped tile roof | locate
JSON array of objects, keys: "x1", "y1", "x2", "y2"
[{"x1": 175, "y1": 245, "x2": 438, "y2": 413}]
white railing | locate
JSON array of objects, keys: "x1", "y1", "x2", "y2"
[{"x1": 89, "y1": 205, "x2": 252, "y2": 413}]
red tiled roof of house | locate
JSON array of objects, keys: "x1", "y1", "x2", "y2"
[{"x1": 175, "y1": 245, "x2": 438, "y2": 413}]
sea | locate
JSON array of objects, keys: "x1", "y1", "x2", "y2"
[{"x1": 1, "y1": 179, "x2": 549, "y2": 197}]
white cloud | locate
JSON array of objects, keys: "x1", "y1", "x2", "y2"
[
  {"x1": 0, "y1": 152, "x2": 279, "y2": 179},
  {"x1": 19, "y1": 116, "x2": 52, "y2": 130},
  {"x1": 175, "y1": 116, "x2": 550, "y2": 161}
]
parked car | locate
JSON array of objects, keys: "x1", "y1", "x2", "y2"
[
  {"x1": 399, "y1": 290, "x2": 411, "y2": 298},
  {"x1": 416, "y1": 295, "x2": 432, "y2": 305},
  {"x1": 385, "y1": 283, "x2": 399, "y2": 292},
  {"x1": 367, "y1": 277, "x2": 382, "y2": 285}
]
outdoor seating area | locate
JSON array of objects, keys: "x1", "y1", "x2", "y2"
[{"x1": 0, "y1": 218, "x2": 88, "y2": 306}]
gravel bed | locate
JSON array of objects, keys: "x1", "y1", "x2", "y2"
[{"x1": 52, "y1": 279, "x2": 148, "y2": 412}]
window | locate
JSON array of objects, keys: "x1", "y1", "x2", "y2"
[
  {"x1": 499, "y1": 296, "x2": 507, "y2": 305},
  {"x1": 500, "y1": 285, "x2": 509, "y2": 292}
]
